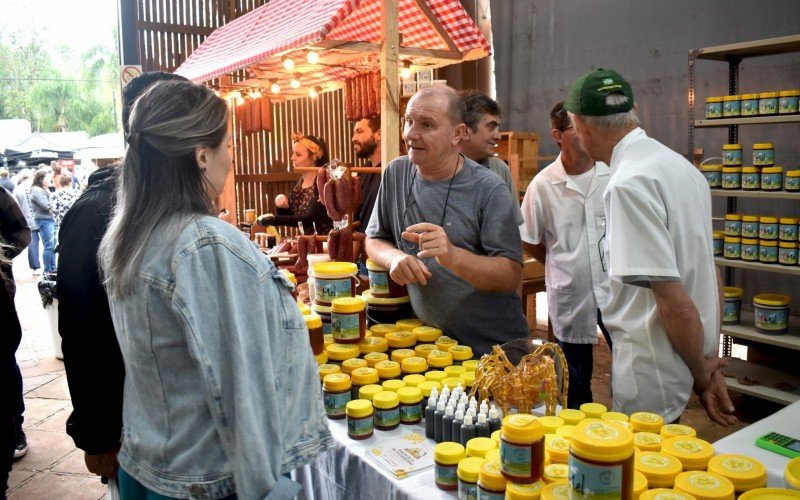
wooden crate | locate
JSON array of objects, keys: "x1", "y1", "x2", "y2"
[{"x1": 496, "y1": 131, "x2": 539, "y2": 195}]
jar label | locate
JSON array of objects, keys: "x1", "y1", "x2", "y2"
[
  {"x1": 724, "y1": 221, "x2": 741, "y2": 235},
  {"x1": 703, "y1": 172, "x2": 721, "y2": 187},
  {"x1": 787, "y1": 178, "x2": 800, "y2": 190},
  {"x1": 375, "y1": 407, "x2": 400, "y2": 427},
  {"x1": 723, "y1": 301, "x2": 740, "y2": 323},
  {"x1": 742, "y1": 175, "x2": 760, "y2": 189},
  {"x1": 568, "y1": 454, "x2": 623, "y2": 498},
  {"x1": 323, "y1": 391, "x2": 350, "y2": 417},
  {"x1": 713, "y1": 239, "x2": 723, "y2": 256},
  {"x1": 400, "y1": 403, "x2": 422, "y2": 422},
  {"x1": 759, "y1": 224, "x2": 778, "y2": 239},
  {"x1": 722, "y1": 101, "x2": 740, "y2": 115},
  {"x1": 754, "y1": 306, "x2": 788, "y2": 331},
  {"x1": 435, "y1": 463, "x2": 457, "y2": 487},
  {"x1": 779, "y1": 248, "x2": 798, "y2": 265},
  {"x1": 779, "y1": 225, "x2": 798, "y2": 240},
  {"x1": 705, "y1": 103, "x2": 722, "y2": 118},
  {"x1": 476, "y1": 487, "x2": 504, "y2": 500},
  {"x1": 762, "y1": 174, "x2": 782, "y2": 190},
  {"x1": 779, "y1": 96, "x2": 799, "y2": 113},
  {"x1": 742, "y1": 244, "x2": 758, "y2": 261},
  {"x1": 347, "y1": 416, "x2": 373, "y2": 436},
  {"x1": 722, "y1": 151, "x2": 742, "y2": 164},
  {"x1": 316, "y1": 277, "x2": 353, "y2": 303},
  {"x1": 742, "y1": 222, "x2": 759, "y2": 238},
  {"x1": 758, "y1": 246, "x2": 778, "y2": 262},
  {"x1": 742, "y1": 100, "x2": 759, "y2": 115},
  {"x1": 501, "y1": 441, "x2": 532, "y2": 478},
  {"x1": 753, "y1": 149, "x2": 774, "y2": 165},
  {"x1": 458, "y1": 479, "x2": 478, "y2": 500},
  {"x1": 760, "y1": 99, "x2": 777, "y2": 114},
  {"x1": 368, "y1": 270, "x2": 390, "y2": 294},
  {"x1": 332, "y1": 312, "x2": 361, "y2": 341},
  {"x1": 723, "y1": 243, "x2": 740, "y2": 259}
]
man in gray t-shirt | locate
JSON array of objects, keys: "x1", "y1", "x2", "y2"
[{"x1": 366, "y1": 86, "x2": 529, "y2": 355}]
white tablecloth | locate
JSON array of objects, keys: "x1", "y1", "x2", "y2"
[
  {"x1": 713, "y1": 399, "x2": 800, "y2": 488},
  {"x1": 293, "y1": 419, "x2": 456, "y2": 500}
]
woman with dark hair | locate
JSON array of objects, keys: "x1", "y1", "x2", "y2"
[
  {"x1": 262, "y1": 133, "x2": 334, "y2": 234},
  {"x1": 97, "y1": 80, "x2": 331, "y2": 499},
  {"x1": 29, "y1": 169, "x2": 56, "y2": 274}
]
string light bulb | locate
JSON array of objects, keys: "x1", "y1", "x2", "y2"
[
  {"x1": 230, "y1": 91, "x2": 244, "y2": 106},
  {"x1": 309, "y1": 86, "x2": 321, "y2": 99},
  {"x1": 270, "y1": 79, "x2": 280, "y2": 94},
  {"x1": 307, "y1": 51, "x2": 320, "y2": 64},
  {"x1": 290, "y1": 74, "x2": 301, "y2": 89},
  {"x1": 249, "y1": 88, "x2": 262, "y2": 99},
  {"x1": 282, "y1": 55, "x2": 295, "y2": 71},
  {"x1": 400, "y1": 60, "x2": 412, "y2": 80}
]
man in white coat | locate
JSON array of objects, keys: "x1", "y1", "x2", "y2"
[
  {"x1": 520, "y1": 102, "x2": 611, "y2": 409},
  {"x1": 564, "y1": 68, "x2": 736, "y2": 425}
]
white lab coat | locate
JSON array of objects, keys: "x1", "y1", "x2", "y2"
[
  {"x1": 602, "y1": 128, "x2": 720, "y2": 423},
  {"x1": 520, "y1": 154, "x2": 610, "y2": 344}
]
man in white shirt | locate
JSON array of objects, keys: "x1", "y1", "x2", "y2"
[
  {"x1": 565, "y1": 68, "x2": 736, "y2": 425},
  {"x1": 520, "y1": 102, "x2": 610, "y2": 409}
]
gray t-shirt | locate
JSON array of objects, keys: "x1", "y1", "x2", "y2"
[
  {"x1": 479, "y1": 156, "x2": 524, "y2": 226},
  {"x1": 366, "y1": 155, "x2": 530, "y2": 355}
]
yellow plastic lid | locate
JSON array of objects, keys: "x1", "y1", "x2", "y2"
[
  {"x1": 742, "y1": 166, "x2": 760, "y2": 173},
  {"x1": 396, "y1": 318, "x2": 423, "y2": 329},
  {"x1": 753, "y1": 143, "x2": 774, "y2": 149},
  {"x1": 486, "y1": 448, "x2": 501, "y2": 463},
  {"x1": 742, "y1": 215, "x2": 759, "y2": 222},
  {"x1": 325, "y1": 343, "x2": 360, "y2": 361},
  {"x1": 759, "y1": 216, "x2": 778, "y2": 223},
  {"x1": 700, "y1": 165, "x2": 723, "y2": 172},
  {"x1": 555, "y1": 425, "x2": 574, "y2": 439},
  {"x1": 331, "y1": 296, "x2": 365, "y2": 313},
  {"x1": 312, "y1": 261, "x2": 358, "y2": 278},
  {"x1": 374, "y1": 360, "x2": 401, "y2": 379},
  {"x1": 706, "y1": 97, "x2": 723, "y2": 102},
  {"x1": 608, "y1": 420, "x2": 633, "y2": 432},
  {"x1": 457, "y1": 456, "x2": 487, "y2": 483},
  {"x1": 350, "y1": 367, "x2": 379, "y2": 385},
  {"x1": 372, "y1": 390, "x2": 400, "y2": 410},
  {"x1": 722, "y1": 287, "x2": 743, "y2": 299},
  {"x1": 713, "y1": 231, "x2": 726, "y2": 238},
  {"x1": 661, "y1": 424, "x2": 697, "y2": 439},
  {"x1": 722, "y1": 166, "x2": 742, "y2": 173},
  {"x1": 304, "y1": 314, "x2": 322, "y2": 329},
  {"x1": 346, "y1": 399, "x2": 373, "y2": 418},
  {"x1": 425, "y1": 370, "x2": 448, "y2": 383},
  {"x1": 543, "y1": 463, "x2": 569, "y2": 484},
  {"x1": 739, "y1": 489, "x2": 800, "y2": 500},
  {"x1": 661, "y1": 437, "x2": 714, "y2": 470},
  {"x1": 400, "y1": 356, "x2": 428, "y2": 373},
  {"x1": 298, "y1": 303, "x2": 312, "y2": 315},
  {"x1": 780, "y1": 241, "x2": 798, "y2": 249},
  {"x1": 780, "y1": 217, "x2": 799, "y2": 224},
  {"x1": 323, "y1": 372, "x2": 352, "y2": 391},
  {"x1": 724, "y1": 214, "x2": 741, "y2": 221},
  {"x1": 579, "y1": 403, "x2": 607, "y2": 419},
  {"x1": 427, "y1": 350, "x2": 454, "y2": 368},
  {"x1": 640, "y1": 489, "x2": 698, "y2": 500},
  {"x1": 753, "y1": 293, "x2": 791, "y2": 307},
  {"x1": 740, "y1": 93, "x2": 759, "y2": 100},
  {"x1": 600, "y1": 412, "x2": 629, "y2": 423},
  {"x1": 318, "y1": 363, "x2": 341, "y2": 381},
  {"x1": 449, "y1": 345, "x2": 474, "y2": 361},
  {"x1": 539, "y1": 416, "x2": 565, "y2": 434},
  {"x1": 313, "y1": 302, "x2": 332, "y2": 314},
  {"x1": 759, "y1": 92, "x2": 779, "y2": 98},
  {"x1": 742, "y1": 238, "x2": 759, "y2": 245},
  {"x1": 707, "y1": 454, "x2": 767, "y2": 492},
  {"x1": 540, "y1": 481, "x2": 571, "y2": 500},
  {"x1": 363, "y1": 351, "x2": 389, "y2": 367},
  {"x1": 358, "y1": 384, "x2": 383, "y2": 401},
  {"x1": 779, "y1": 90, "x2": 800, "y2": 97},
  {"x1": 570, "y1": 419, "x2": 634, "y2": 462},
  {"x1": 385, "y1": 331, "x2": 417, "y2": 348},
  {"x1": 502, "y1": 414, "x2": 544, "y2": 443},
  {"x1": 787, "y1": 170, "x2": 800, "y2": 177},
  {"x1": 442, "y1": 377, "x2": 464, "y2": 390},
  {"x1": 505, "y1": 480, "x2": 544, "y2": 500},
  {"x1": 762, "y1": 166, "x2": 783, "y2": 174},
  {"x1": 722, "y1": 95, "x2": 740, "y2": 101},
  {"x1": 557, "y1": 408, "x2": 586, "y2": 425},
  {"x1": 630, "y1": 412, "x2": 665, "y2": 433},
  {"x1": 416, "y1": 380, "x2": 442, "y2": 397},
  {"x1": 635, "y1": 451, "x2": 683, "y2": 488},
  {"x1": 760, "y1": 240, "x2": 777, "y2": 248},
  {"x1": 466, "y1": 437, "x2": 497, "y2": 458},
  {"x1": 459, "y1": 371, "x2": 476, "y2": 387},
  {"x1": 341, "y1": 358, "x2": 368, "y2": 374},
  {"x1": 634, "y1": 470, "x2": 649, "y2": 497},
  {"x1": 785, "y1": 457, "x2": 800, "y2": 490},
  {"x1": 634, "y1": 432, "x2": 664, "y2": 452},
  {"x1": 365, "y1": 258, "x2": 385, "y2": 271},
  {"x1": 544, "y1": 434, "x2": 570, "y2": 463},
  {"x1": 724, "y1": 237, "x2": 740, "y2": 243},
  {"x1": 434, "y1": 336, "x2": 459, "y2": 352},
  {"x1": 370, "y1": 324, "x2": 400, "y2": 337},
  {"x1": 324, "y1": 334, "x2": 334, "y2": 346},
  {"x1": 434, "y1": 441, "x2": 465, "y2": 466},
  {"x1": 723, "y1": 144, "x2": 742, "y2": 150},
  {"x1": 315, "y1": 352, "x2": 328, "y2": 365},
  {"x1": 402, "y1": 374, "x2": 426, "y2": 387},
  {"x1": 491, "y1": 430, "x2": 501, "y2": 445},
  {"x1": 391, "y1": 349, "x2": 416, "y2": 363},
  {"x1": 462, "y1": 359, "x2": 479, "y2": 372},
  {"x1": 358, "y1": 337, "x2": 388, "y2": 354},
  {"x1": 412, "y1": 326, "x2": 442, "y2": 342},
  {"x1": 444, "y1": 365, "x2": 467, "y2": 376},
  {"x1": 396, "y1": 386, "x2": 422, "y2": 404},
  {"x1": 674, "y1": 471, "x2": 735, "y2": 499},
  {"x1": 478, "y1": 459, "x2": 507, "y2": 492},
  {"x1": 414, "y1": 343, "x2": 437, "y2": 358}
]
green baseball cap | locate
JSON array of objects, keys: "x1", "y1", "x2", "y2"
[{"x1": 564, "y1": 68, "x2": 634, "y2": 116}]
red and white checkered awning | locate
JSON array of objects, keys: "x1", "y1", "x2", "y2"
[{"x1": 175, "y1": 0, "x2": 490, "y2": 90}]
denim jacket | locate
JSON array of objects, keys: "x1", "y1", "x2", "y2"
[{"x1": 109, "y1": 215, "x2": 333, "y2": 499}]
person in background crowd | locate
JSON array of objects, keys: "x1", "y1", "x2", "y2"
[
  {"x1": 565, "y1": 68, "x2": 736, "y2": 425},
  {"x1": 366, "y1": 85, "x2": 530, "y2": 356},
  {"x1": 351, "y1": 115, "x2": 382, "y2": 233},
  {"x1": 520, "y1": 102, "x2": 611, "y2": 409},
  {"x1": 57, "y1": 71, "x2": 187, "y2": 482},
  {"x1": 0, "y1": 186, "x2": 32, "y2": 495},
  {"x1": 0, "y1": 170, "x2": 14, "y2": 192},
  {"x1": 50, "y1": 172, "x2": 80, "y2": 228},
  {"x1": 459, "y1": 90, "x2": 523, "y2": 226},
  {"x1": 98, "y1": 79, "x2": 331, "y2": 498},
  {"x1": 257, "y1": 134, "x2": 333, "y2": 235},
  {"x1": 11, "y1": 170, "x2": 39, "y2": 274},
  {"x1": 49, "y1": 162, "x2": 61, "y2": 193},
  {"x1": 28, "y1": 169, "x2": 56, "y2": 275}
]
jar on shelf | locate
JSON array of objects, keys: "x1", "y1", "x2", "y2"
[
  {"x1": 761, "y1": 166, "x2": 783, "y2": 191},
  {"x1": 753, "y1": 293, "x2": 790, "y2": 334},
  {"x1": 331, "y1": 297, "x2": 366, "y2": 344},
  {"x1": 741, "y1": 216, "x2": 760, "y2": 238},
  {"x1": 758, "y1": 240, "x2": 778, "y2": 263},
  {"x1": 705, "y1": 97, "x2": 723, "y2": 118},
  {"x1": 699, "y1": 164, "x2": 723, "y2": 188},
  {"x1": 721, "y1": 167, "x2": 742, "y2": 189},
  {"x1": 741, "y1": 167, "x2": 761, "y2": 190},
  {"x1": 741, "y1": 238, "x2": 759, "y2": 261},
  {"x1": 778, "y1": 89, "x2": 800, "y2": 114},
  {"x1": 740, "y1": 93, "x2": 759, "y2": 116},
  {"x1": 724, "y1": 214, "x2": 742, "y2": 236},
  {"x1": 779, "y1": 242, "x2": 799, "y2": 266},
  {"x1": 722, "y1": 144, "x2": 743, "y2": 166},
  {"x1": 362, "y1": 291, "x2": 413, "y2": 327},
  {"x1": 723, "y1": 288, "x2": 743, "y2": 325},
  {"x1": 758, "y1": 91, "x2": 779, "y2": 115},
  {"x1": 752, "y1": 143, "x2": 774, "y2": 166},
  {"x1": 759, "y1": 217, "x2": 779, "y2": 240},
  {"x1": 786, "y1": 170, "x2": 800, "y2": 191},
  {"x1": 713, "y1": 231, "x2": 725, "y2": 256},
  {"x1": 779, "y1": 218, "x2": 798, "y2": 241},
  {"x1": 722, "y1": 95, "x2": 741, "y2": 117}
]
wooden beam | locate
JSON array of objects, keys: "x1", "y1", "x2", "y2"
[
  {"x1": 412, "y1": 0, "x2": 460, "y2": 54},
  {"x1": 380, "y1": 0, "x2": 400, "y2": 169},
  {"x1": 234, "y1": 173, "x2": 301, "y2": 183},
  {"x1": 136, "y1": 21, "x2": 215, "y2": 37},
  {"x1": 311, "y1": 40, "x2": 462, "y2": 61}
]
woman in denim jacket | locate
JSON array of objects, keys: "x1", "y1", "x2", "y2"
[{"x1": 98, "y1": 80, "x2": 332, "y2": 499}]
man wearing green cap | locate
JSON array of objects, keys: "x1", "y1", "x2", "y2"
[{"x1": 564, "y1": 68, "x2": 736, "y2": 426}]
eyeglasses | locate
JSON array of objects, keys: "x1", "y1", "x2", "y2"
[{"x1": 598, "y1": 229, "x2": 607, "y2": 272}]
